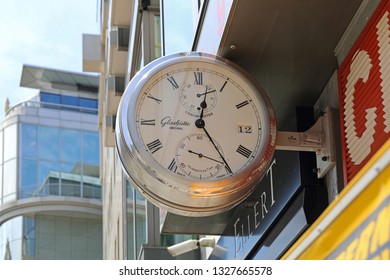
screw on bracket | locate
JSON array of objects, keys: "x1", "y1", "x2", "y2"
[{"x1": 313, "y1": 168, "x2": 320, "y2": 174}]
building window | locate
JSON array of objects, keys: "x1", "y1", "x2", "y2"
[
  {"x1": 21, "y1": 124, "x2": 37, "y2": 159},
  {"x1": 40, "y1": 92, "x2": 61, "y2": 105},
  {"x1": 3, "y1": 124, "x2": 17, "y2": 162},
  {"x1": 22, "y1": 217, "x2": 35, "y2": 258},
  {"x1": 0, "y1": 216, "x2": 24, "y2": 260},
  {"x1": 18, "y1": 123, "x2": 101, "y2": 200},
  {"x1": 60, "y1": 162, "x2": 81, "y2": 197},
  {"x1": 21, "y1": 159, "x2": 37, "y2": 198},
  {"x1": 0, "y1": 130, "x2": 3, "y2": 164},
  {"x1": 38, "y1": 161, "x2": 60, "y2": 196},
  {"x1": 0, "y1": 214, "x2": 102, "y2": 260},
  {"x1": 38, "y1": 126, "x2": 59, "y2": 161},
  {"x1": 40, "y1": 92, "x2": 98, "y2": 113},
  {"x1": 82, "y1": 131, "x2": 100, "y2": 165},
  {"x1": 79, "y1": 98, "x2": 98, "y2": 110},
  {"x1": 61, "y1": 129, "x2": 81, "y2": 163},
  {"x1": 2, "y1": 124, "x2": 17, "y2": 202},
  {"x1": 3, "y1": 159, "x2": 17, "y2": 203},
  {"x1": 126, "y1": 180, "x2": 147, "y2": 259},
  {"x1": 61, "y1": 95, "x2": 78, "y2": 107}
]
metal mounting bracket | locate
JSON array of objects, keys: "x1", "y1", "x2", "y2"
[{"x1": 275, "y1": 107, "x2": 335, "y2": 178}]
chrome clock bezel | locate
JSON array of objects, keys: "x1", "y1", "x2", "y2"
[{"x1": 116, "y1": 51, "x2": 276, "y2": 216}]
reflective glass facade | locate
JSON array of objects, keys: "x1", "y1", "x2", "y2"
[
  {"x1": 0, "y1": 122, "x2": 101, "y2": 202},
  {"x1": 0, "y1": 214, "x2": 102, "y2": 260},
  {"x1": 0, "y1": 87, "x2": 102, "y2": 259},
  {"x1": 2, "y1": 124, "x2": 17, "y2": 203},
  {"x1": 126, "y1": 180, "x2": 147, "y2": 259},
  {"x1": 40, "y1": 92, "x2": 98, "y2": 113},
  {"x1": 19, "y1": 123, "x2": 100, "y2": 199}
]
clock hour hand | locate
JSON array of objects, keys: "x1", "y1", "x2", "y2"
[
  {"x1": 198, "y1": 87, "x2": 208, "y2": 120},
  {"x1": 188, "y1": 150, "x2": 224, "y2": 164},
  {"x1": 195, "y1": 87, "x2": 208, "y2": 128}
]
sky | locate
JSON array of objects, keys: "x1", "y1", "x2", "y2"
[
  {"x1": 0, "y1": 0, "x2": 100, "y2": 120},
  {"x1": 163, "y1": 0, "x2": 197, "y2": 55}
]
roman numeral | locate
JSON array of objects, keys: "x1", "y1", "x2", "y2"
[
  {"x1": 220, "y1": 80, "x2": 228, "y2": 92},
  {"x1": 167, "y1": 158, "x2": 177, "y2": 172},
  {"x1": 236, "y1": 100, "x2": 249, "y2": 109},
  {"x1": 236, "y1": 145, "x2": 252, "y2": 158},
  {"x1": 147, "y1": 139, "x2": 163, "y2": 154},
  {"x1": 167, "y1": 76, "x2": 179, "y2": 90},
  {"x1": 194, "y1": 72, "x2": 203, "y2": 85},
  {"x1": 147, "y1": 93, "x2": 162, "y2": 104},
  {"x1": 225, "y1": 165, "x2": 233, "y2": 174},
  {"x1": 140, "y1": 119, "x2": 156, "y2": 126}
]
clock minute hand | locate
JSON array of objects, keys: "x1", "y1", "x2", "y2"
[
  {"x1": 202, "y1": 127, "x2": 233, "y2": 174},
  {"x1": 196, "y1": 89, "x2": 216, "y2": 97}
]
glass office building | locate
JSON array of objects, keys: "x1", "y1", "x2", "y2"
[{"x1": 0, "y1": 65, "x2": 102, "y2": 259}]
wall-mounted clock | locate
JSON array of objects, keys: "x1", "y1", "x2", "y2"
[{"x1": 116, "y1": 51, "x2": 276, "y2": 216}]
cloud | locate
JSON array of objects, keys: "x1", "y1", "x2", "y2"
[{"x1": 0, "y1": 0, "x2": 99, "y2": 120}]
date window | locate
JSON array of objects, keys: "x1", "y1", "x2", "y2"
[{"x1": 238, "y1": 124, "x2": 253, "y2": 134}]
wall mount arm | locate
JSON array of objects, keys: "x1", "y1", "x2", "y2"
[
  {"x1": 167, "y1": 237, "x2": 216, "y2": 257},
  {"x1": 275, "y1": 107, "x2": 336, "y2": 178}
]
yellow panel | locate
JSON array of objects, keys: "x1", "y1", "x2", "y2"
[{"x1": 282, "y1": 139, "x2": 390, "y2": 259}]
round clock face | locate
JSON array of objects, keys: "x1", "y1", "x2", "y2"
[{"x1": 116, "y1": 52, "x2": 276, "y2": 216}]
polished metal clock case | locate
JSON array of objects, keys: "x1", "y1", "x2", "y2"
[{"x1": 116, "y1": 52, "x2": 276, "y2": 216}]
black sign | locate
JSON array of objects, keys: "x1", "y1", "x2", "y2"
[{"x1": 209, "y1": 148, "x2": 321, "y2": 260}]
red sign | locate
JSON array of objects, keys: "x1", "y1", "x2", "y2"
[{"x1": 338, "y1": 0, "x2": 390, "y2": 183}]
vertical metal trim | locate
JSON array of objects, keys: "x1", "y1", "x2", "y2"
[
  {"x1": 191, "y1": 0, "x2": 209, "y2": 51},
  {"x1": 145, "y1": 201, "x2": 160, "y2": 247}
]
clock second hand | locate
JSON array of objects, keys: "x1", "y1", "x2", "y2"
[
  {"x1": 202, "y1": 127, "x2": 233, "y2": 174},
  {"x1": 194, "y1": 87, "x2": 233, "y2": 174}
]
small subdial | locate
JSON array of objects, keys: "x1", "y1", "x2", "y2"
[
  {"x1": 175, "y1": 133, "x2": 225, "y2": 180},
  {"x1": 180, "y1": 84, "x2": 218, "y2": 115}
]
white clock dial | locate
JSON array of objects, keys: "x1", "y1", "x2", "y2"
[
  {"x1": 175, "y1": 133, "x2": 225, "y2": 180},
  {"x1": 180, "y1": 83, "x2": 218, "y2": 114},
  {"x1": 135, "y1": 64, "x2": 262, "y2": 181},
  {"x1": 116, "y1": 52, "x2": 276, "y2": 216}
]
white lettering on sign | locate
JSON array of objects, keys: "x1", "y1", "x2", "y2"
[
  {"x1": 343, "y1": 11, "x2": 390, "y2": 165},
  {"x1": 233, "y1": 159, "x2": 276, "y2": 257},
  {"x1": 377, "y1": 11, "x2": 390, "y2": 133},
  {"x1": 344, "y1": 50, "x2": 376, "y2": 164}
]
